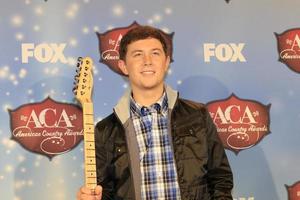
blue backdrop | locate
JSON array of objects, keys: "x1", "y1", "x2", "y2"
[{"x1": 1, "y1": 0, "x2": 300, "y2": 199}]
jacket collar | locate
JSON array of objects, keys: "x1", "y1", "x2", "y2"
[{"x1": 114, "y1": 85, "x2": 178, "y2": 124}]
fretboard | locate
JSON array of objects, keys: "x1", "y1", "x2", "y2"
[{"x1": 82, "y1": 102, "x2": 97, "y2": 190}]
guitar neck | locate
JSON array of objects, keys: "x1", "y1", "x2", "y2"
[{"x1": 82, "y1": 102, "x2": 97, "y2": 190}]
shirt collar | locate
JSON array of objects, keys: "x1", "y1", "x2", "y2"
[{"x1": 130, "y1": 91, "x2": 168, "y2": 117}]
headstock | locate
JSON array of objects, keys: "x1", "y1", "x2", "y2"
[{"x1": 73, "y1": 57, "x2": 94, "y2": 104}]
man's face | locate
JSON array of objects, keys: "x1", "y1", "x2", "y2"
[{"x1": 118, "y1": 38, "x2": 170, "y2": 93}]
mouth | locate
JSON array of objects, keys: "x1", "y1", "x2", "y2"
[{"x1": 141, "y1": 70, "x2": 155, "y2": 75}]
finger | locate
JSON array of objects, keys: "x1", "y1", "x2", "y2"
[
  {"x1": 76, "y1": 190, "x2": 81, "y2": 200},
  {"x1": 95, "y1": 194, "x2": 102, "y2": 200},
  {"x1": 80, "y1": 186, "x2": 94, "y2": 195},
  {"x1": 79, "y1": 193, "x2": 98, "y2": 200},
  {"x1": 94, "y1": 185, "x2": 103, "y2": 195}
]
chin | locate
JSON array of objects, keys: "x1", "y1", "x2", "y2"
[{"x1": 141, "y1": 82, "x2": 163, "y2": 90}]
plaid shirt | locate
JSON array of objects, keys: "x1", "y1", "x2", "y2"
[{"x1": 130, "y1": 92, "x2": 181, "y2": 200}]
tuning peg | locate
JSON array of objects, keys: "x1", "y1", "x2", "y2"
[
  {"x1": 73, "y1": 80, "x2": 79, "y2": 85},
  {"x1": 72, "y1": 85, "x2": 78, "y2": 91},
  {"x1": 72, "y1": 88, "x2": 78, "y2": 95},
  {"x1": 76, "y1": 62, "x2": 81, "y2": 69}
]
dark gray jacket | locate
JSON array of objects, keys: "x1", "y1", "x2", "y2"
[{"x1": 95, "y1": 86, "x2": 233, "y2": 200}]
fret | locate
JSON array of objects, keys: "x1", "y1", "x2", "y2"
[
  {"x1": 85, "y1": 140, "x2": 95, "y2": 143},
  {"x1": 86, "y1": 171, "x2": 96, "y2": 175},
  {"x1": 86, "y1": 171, "x2": 97, "y2": 174},
  {"x1": 85, "y1": 165, "x2": 96, "y2": 171},
  {"x1": 85, "y1": 150, "x2": 96, "y2": 157},
  {"x1": 86, "y1": 169, "x2": 96, "y2": 172},
  {"x1": 84, "y1": 125, "x2": 94, "y2": 132},
  {"x1": 86, "y1": 161, "x2": 96, "y2": 165},
  {"x1": 86, "y1": 184, "x2": 97, "y2": 188},
  {"x1": 86, "y1": 182, "x2": 97, "y2": 187},
  {"x1": 84, "y1": 133, "x2": 95, "y2": 141},
  {"x1": 86, "y1": 181, "x2": 97, "y2": 185},
  {"x1": 85, "y1": 170, "x2": 96, "y2": 173},
  {"x1": 86, "y1": 184, "x2": 97, "y2": 191},
  {"x1": 84, "y1": 132, "x2": 95, "y2": 135},
  {"x1": 84, "y1": 115, "x2": 94, "y2": 123},
  {"x1": 84, "y1": 141, "x2": 95, "y2": 149},
  {"x1": 86, "y1": 178, "x2": 97, "y2": 182},
  {"x1": 86, "y1": 156, "x2": 96, "y2": 158}
]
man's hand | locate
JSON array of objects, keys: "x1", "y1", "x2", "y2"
[{"x1": 76, "y1": 185, "x2": 102, "y2": 200}]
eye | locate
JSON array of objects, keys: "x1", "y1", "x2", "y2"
[
  {"x1": 133, "y1": 52, "x2": 142, "y2": 57},
  {"x1": 152, "y1": 51, "x2": 161, "y2": 56}
]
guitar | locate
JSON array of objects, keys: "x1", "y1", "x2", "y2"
[{"x1": 73, "y1": 57, "x2": 97, "y2": 192}]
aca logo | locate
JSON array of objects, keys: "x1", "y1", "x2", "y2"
[
  {"x1": 203, "y1": 43, "x2": 246, "y2": 63},
  {"x1": 286, "y1": 181, "x2": 300, "y2": 200},
  {"x1": 9, "y1": 97, "x2": 83, "y2": 159},
  {"x1": 275, "y1": 28, "x2": 300, "y2": 73},
  {"x1": 21, "y1": 43, "x2": 67, "y2": 63},
  {"x1": 206, "y1": 94, "x2": 271, "y2": 154},
  {"x1": 96, "y1": 21, "x2": 174, "y2": 75}
]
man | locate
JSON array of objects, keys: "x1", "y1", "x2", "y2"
[{"x1": 77, "y1": 25, "x2": 233, "y2": 200}]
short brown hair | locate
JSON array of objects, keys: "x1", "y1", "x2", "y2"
[{"x1": 119, "y1": 26, "x2": 168, "y2": 60}]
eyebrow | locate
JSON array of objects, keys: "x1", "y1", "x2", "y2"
[
  {"x1": 130, "y1": 48, "x2": 163, "y2": 54},
  {"x1": 152, "y1": 48, "x2": 163, "y2": 52},
  {"x1": 130, "y1": 50, "x2": 143, "y2": 55}
]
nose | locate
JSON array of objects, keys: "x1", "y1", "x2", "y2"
[{"x1": 143, "y1": 54, "x2": 152, "y2": 66}]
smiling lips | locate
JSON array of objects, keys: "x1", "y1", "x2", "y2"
[{"x1": 141, "y1": 69, "x2": 155, "y2": 75}]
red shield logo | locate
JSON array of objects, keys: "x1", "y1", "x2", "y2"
[
  {"x1": 9, "y1": 97, "x2": 83, "y2": 159},
  {"x1": 206, "y1": 94, "x2": 271, "y2": 154},
  {"x1": 96, "y1": 21, "x2": 174, "y2": 75},
  {"x1": 286, "y1": 181, "x2": 300, "y2": 200},
  {"x1": 275, "y1": 28, "x2": 300, "y2": 73}
]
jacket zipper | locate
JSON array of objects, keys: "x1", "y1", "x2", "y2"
[
  {"x1": 168, "y1": 97, "x2": 185, "y2": 199},
  {"x1": 113, "y1": 109, "x2": 137, "y2": 200}
]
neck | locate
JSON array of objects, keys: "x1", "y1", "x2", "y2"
[{"x1": 131, "y1": 85, "x2": 164, "y2": 107}]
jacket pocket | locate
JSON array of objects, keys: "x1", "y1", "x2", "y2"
[
  {"x1": 112, "y1": 142, "x2": 129, "y2": 179},
  {"x1": 174, "y1": 121, "x2": 208, "y2": 160},
  {"x1": 173, "y1": 121, "x2": 209, "y2": 186}
]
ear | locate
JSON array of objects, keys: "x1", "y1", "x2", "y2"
[
  {"x1": 118, "y1": 60, "x2": 129, "y2": 76},
  {"x1": 165, "y1": 55, "x2": 171, "y2": 72}
]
